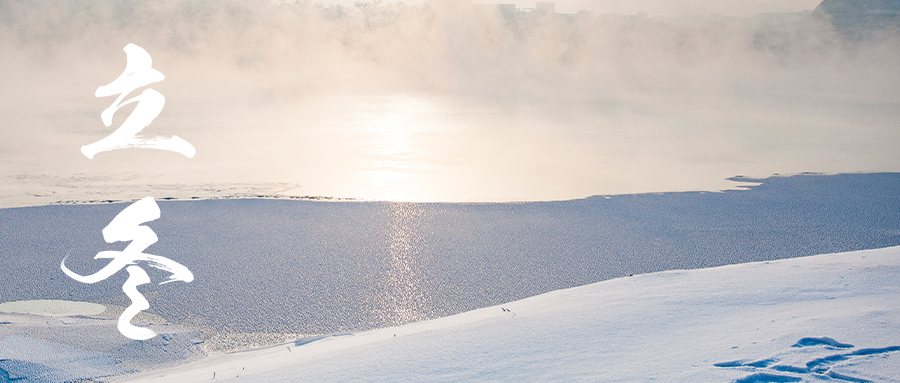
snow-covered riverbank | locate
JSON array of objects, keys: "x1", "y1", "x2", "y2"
[{"x1": 125, "y1": 246, "x2": 900, "y2": 382}]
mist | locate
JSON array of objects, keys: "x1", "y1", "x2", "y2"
[
  {"x1": 4, "y1": 0, "x2": 895, "y2": 100},
  {"x1": 1, "y1": 0, "x2": 899, "y2": 204}
]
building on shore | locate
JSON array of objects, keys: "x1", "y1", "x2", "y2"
[
  {"x1": 815, "y1": 0, "x2": 900, "y2": 15},
  {"x1": 814, "y1": 0, "x2": 900, "y2": 32},
  {"x1": 478, "y1": 2, "x2": 558, "y2": 20},
  {"x1": 535, "y1": 2, "x2": 555, "y2": 15},
  {"x1": 498, "y1": 3, "x2": 516, "y2": 19}
]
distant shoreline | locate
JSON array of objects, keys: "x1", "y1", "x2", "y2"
[{"x1": 5, "y1": 171, "x2": 866, "y2": 210}]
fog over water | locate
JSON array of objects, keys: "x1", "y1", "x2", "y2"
[{"x1": 1, "y1": 0, "x2": 899, "y2": 204}]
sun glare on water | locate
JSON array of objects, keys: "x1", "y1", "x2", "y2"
[{"x1": 335, "y1": 95, "x2": 449, "y2": 202}]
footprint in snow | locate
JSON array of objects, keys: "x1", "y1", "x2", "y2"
[{"x1": 715, "y1": 337, "x2": 900, "y2": 383}]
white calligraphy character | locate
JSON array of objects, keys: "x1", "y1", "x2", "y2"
[
  {"x1": 61, "y1": 197, "x2": 194, "y2": 340},
  {"x1": 81, "y1": 44, "x2": 195, "y2": 159}
]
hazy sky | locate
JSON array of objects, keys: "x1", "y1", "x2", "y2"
[
  {"x1": 1, "y1": 0, "x2": 899, "y2": 205},
  {"x1": 323, "y1": 0, "x2": 824, "y2": 16}
]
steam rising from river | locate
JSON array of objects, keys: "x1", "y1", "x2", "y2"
[{"x1": 1, "y1": 0, "x2": 899, "y2": 204}]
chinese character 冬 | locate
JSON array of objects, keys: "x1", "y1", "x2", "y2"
[{"x1": 60, "y1": 197, "x2": 194, "y2": 340}]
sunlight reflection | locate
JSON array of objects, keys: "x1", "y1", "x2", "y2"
[
  {"x1": 348, "y1": 96, "x2": 442, "y2": 201},
  {"x1": 364, "y1": 170, "x2": 423, "y2": 202},
  {"x1": 376, "y1": 202, "x2": 431, "y2": 325}
]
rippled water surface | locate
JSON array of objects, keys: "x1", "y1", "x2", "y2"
[{"x1": 2, "y1": 173, "x2": 899, "y2": 336}]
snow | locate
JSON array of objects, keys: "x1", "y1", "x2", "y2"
[
  {"x1": 0, "y1": 300, "x2": 106, "y2": 317},
  {"x1": 0, "y1": 311, "x2": 204, "y2": 381},
  {"x1": 124, "y1": 246, "x2": 900, "y2": 383},
  {"x1": 0, "y1": 335, "x2": 125, "y2": 382}
]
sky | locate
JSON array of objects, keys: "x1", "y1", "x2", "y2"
[
  {"x1": 327, "y1": 0, "x2": 824, "y2": 16},
  {"x1": 1, "y1": 0, "x2": 899, "y2": 204}
]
